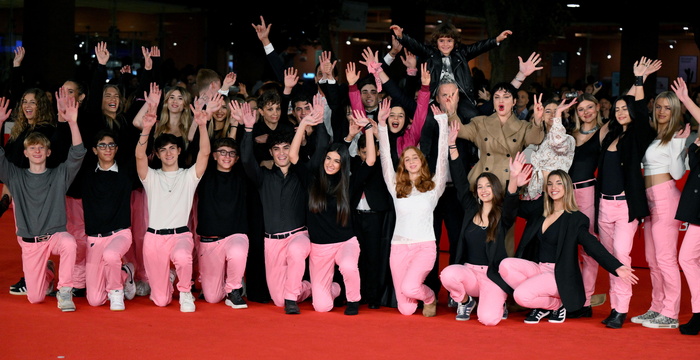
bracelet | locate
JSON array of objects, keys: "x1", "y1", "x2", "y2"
[
  {"x1": 139, "y1": 133, "x2": 149, "y2": 137},
  {"x1": 634, "y1": 76, "x2": 644, "y2": 86},
  {"x1": 515, "y1": 77, "x2": 525, "y2": 82},
  {"x1": 448, "y1": 145, "x2": 457, "y2": 149},
  {"x1": 406, "y1": 68, "x2": 418, "y2": 76},
  {"x1": 245, "y1": 126, "x2": 254, "y2": 130},
  {"x1": 363, "y1": 123, "x2": 373, "y2": 130}
]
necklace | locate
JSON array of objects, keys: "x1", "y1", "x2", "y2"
[
  {"x1": 479, "y1": 225, "x2": 488, "y2": 230},
  {"x1": 159, "y1": 170, "x2": 182, "y2": 193},
  {"x1": 579, "y1": 125, "x2": 599, "y2": 135}
]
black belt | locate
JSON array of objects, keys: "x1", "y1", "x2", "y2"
[
  {"x1": 200, "y1": 236, "x2": 227, "y2": 243},
  {"x1": 147, "y1": 226, "x2": 190, "y2": 235},
  {"x1": 22, "y1": 234, "x2": 53, "y2": 243},
  {"x1": 573, "y1": 179, "x2": 596, "y2": 189},
  {"x1": 355, "y1": 209, "x2": 376, "y2": 214},
  {"x1": 601, "y1": 194, "x2": 626, "y2": 201},
  {"x1": 88, "y1": 228, "x2": 126, "y2": 238},
  {"x1": 265, "y1": 227, "x2": 306, "y2": 240}
]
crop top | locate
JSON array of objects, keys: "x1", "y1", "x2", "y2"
[{"x1": 642, "y1": 138, "x2": 687, "y2": 178}]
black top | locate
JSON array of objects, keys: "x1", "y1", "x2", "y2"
[
  {"x1": 81, "y1": 164, "x2": 133, "y2": 235},
  {"x1": 251, "y1": 118, "x2": 296, "y2": 163},
  {"x1": 538, "y1": 216, "x2": 562, "y2": 263},
  {"x1": 676, "y1": 144, "x2": 700, "y2": 225},
  {"x1": 569, "y1": 130, "x2": 600, "y2": 182},
  {"x1": 196, "y1": 165, "x2": 248, "y2": 237},
  {"x1": 349, "y1": 155, "x2": 392, "y2": 213},
  {"x1": 600, "y1": 150, "x2": 624, "y2": 195},
  {"x1": 464, "y1": 222, "x2": 488, "y2": 266},
  {"x1": 241, "y1": 131, "x2": 307, "y2": 234}
]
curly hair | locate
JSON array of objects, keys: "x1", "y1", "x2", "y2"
[
  {"x1": 395, "y1": 147, "x2": 434, "y2": 198},
  {"x1": 10, "y1": 89, "x2": 55, "y2": 141}
]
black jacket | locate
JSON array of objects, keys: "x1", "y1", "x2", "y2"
[{"x1": 676, "y1": 143, "x2": 700, "y2": 225}]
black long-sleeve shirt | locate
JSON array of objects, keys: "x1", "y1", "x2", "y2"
[{"x1": 196, "y1": 165, "x2": 248, "y2": 237}]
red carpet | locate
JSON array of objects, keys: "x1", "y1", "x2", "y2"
[{"x1": 1, "y1": 207, "x2": 699, "y2": 359}]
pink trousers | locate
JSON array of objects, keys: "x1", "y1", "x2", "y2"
[
  {"x1": 390, "y1": 241, "x2": 437, "y2": 315},
  {"x1": 18, "y1": 232, "x2": 76, "y2": 304},
  {"x1": 142, "y1": 231, "x2": 194, "y2": 307},
  {"x1": 264, "y1": 230, "x2": 312, "y2": 307},
  {"x1": 198, "y1": 234, "x2": 249, "y2": 303},
  {"x1": 127, "y1": 188, "x2": 149, "y2": 283},
  {"x1": 679, "y1": 223, "x2": 700, "y2": 313},
  {"x1": 309, "y1": 237, "x2": 361, "y2": 312},
  {"x1": 574, "y1": 182, "x2": 598, "y2": 306},
  {"x1": 643, "y1": 180, "x2": 682, "y2": 318},
  {"x1": 441, "y1": 263, "x2": 508, "y2": 325},
  {"x1": 499, "y1": 258, "x2": 560, "y2": 310},
  {"x1": 85, "y1": 229, "x2": 132, "y2": 306},
  {"x1": 66, "y1": 196, "x2": 87, "y2": 289},
  {"x1": 598, "y1": 198, "x2": 639, "y2": 313}
]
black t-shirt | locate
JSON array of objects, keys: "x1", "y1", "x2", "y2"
[
  {"x1": 196, "y1": 166, "x2": 248, "y2": 237},
  {"x1": 465, "y1": 221, "x2": 489, "y2": 266},
  {"x1": 81, "y1": 164, "x2": 133, "y2": 235}
]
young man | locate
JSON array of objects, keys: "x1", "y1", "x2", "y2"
[
  {"x1": 0, "y1": 92, "x2": 86, "y2": 312},
  {"x1": 82, "y1": 130, "x2": 136, "y2": 311},
  {"x1": 196, "y1": 138, "x2": 249, "y2": 309},
  {"x1": 239, "y1": 101, "x2": 312, "y2": 314},
  {"x1": 135, "y1": 100, "x2": 212, "y2": 312}
]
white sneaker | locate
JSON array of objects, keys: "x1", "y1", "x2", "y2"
[
  {"x1": 135, "y1": 280, "x2": 151, "y2": 296},
  {"x1": 179, "y1": 291, "x2": 196, "y2": 313},
  {"x1": 108, "y1": 289, "x2": 125, "y2": 311},
  {"x1": 631, "y1": 310, "x2": 660, "y2": 324},
  {"x1": 57, "y1": 286, "x2": 76, "y2": 312},
  {"x1": 122, "y1": 263, "x2": 136, "y2": 300}
]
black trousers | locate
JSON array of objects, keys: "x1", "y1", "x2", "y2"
[
  {"x1": 426, "y1": 185, "x2": 465, "y2": 296},
  {"x1": 353, "y1": 210, "x2": 390, "y2": 306}
]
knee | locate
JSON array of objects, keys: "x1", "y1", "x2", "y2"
[
  {"x1": 439, "y1": 265, "x2": 459, "y2": 283},
  {"x1": 479, "y1": 316, "x2": 502, "y2": 326},
  {"x1": 172, "y1": 251, "x2": 193, "y2": 265},
  {"x1": 102, "y1": 250, "x2": 121, "y2": 265}
]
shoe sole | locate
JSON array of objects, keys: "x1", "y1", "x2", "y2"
[
  {"x1": 225, "y1": 299, "x2": 248, "y2": 309},
  {"x1": 9, "y1": 291, "x2": 27, "y2": 295},
  {"x1": 455, "y1": 316, "x2": 470, "y2": 321},
  {"x1": 642, "y1": 323, "x2": 679, "y2": 329},
  {"x1": 548, "y1": 319, "x2": 566, "y2": 323}
]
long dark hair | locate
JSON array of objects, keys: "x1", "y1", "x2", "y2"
[
  {"x1": 308, "y1": 143, "x2": 351, "y2": 227},
  {"x1": 601, "y1": 95, "x2": 636, "y2": 151},
  {"x1": 473, "y1": 172, "x2": 504, "y2": 243}
]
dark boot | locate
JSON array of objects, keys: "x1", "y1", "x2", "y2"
[
  {"x1": 601, "y1": 309, "x2": 616, "y2": 325},
  {"x1": 284, "y1": 299, "x2": 300, "y2": 314},
  {"x1": 679, "y1": 313, "x2": 700, "y2": 335},
  {"x1": 605, "y1": 310, "x2": 627, "y2": 329},
  {"x1": 344, "y1": 301, "x2": 359, "y2": 315}
]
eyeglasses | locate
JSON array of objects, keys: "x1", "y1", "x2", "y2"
[
  {"x1": 216, "y1": 150, "x2": 238, "y2": 157},
  {"x1": 96, "y1": 143, "x2": 117, "y2": 149}
]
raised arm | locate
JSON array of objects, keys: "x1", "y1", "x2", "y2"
[
  {"x1": 431, "y1": 105, "x2": 450, "y2": 198},
  {"x1": 133, "y1": 82, "x2": 161, "y2": 130},
  {"x1": 511, "y1": 52, "x2": 542, "y2": 89},
  {"x1": 289, "y1": 95, "x2": 324, "y2": 165},
  {"x1": 192, "y1": 97, "x2": 216, "y2": 178},
  {"x1": 672, "y1": 77, "x2": 700, "y2": 125},
  {"x1": 236, "y1": 101, "x2": 263, "y2": 184},
  {"x1": 56, "y1": 87, "x2": 83, "y2": 147},
  {"x1": 136, "y1": 103, "x2": 157, "y2": 181},
  {"x1": 377, "y1": 99, "x2": 397, "y2": 195},
  {"x1": 351, "y1": 110, "x2": 376, "y2": 166},
  {"x1": 507, "y1": 151, "x2": 532, "y2": 195},
  {"x1": 399, "y1": 63, "x2": 431, "y2": 151}
]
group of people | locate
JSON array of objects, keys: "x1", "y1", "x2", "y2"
[{"x1": 1, "y1": 16, "x2": 699, "y2": 336}]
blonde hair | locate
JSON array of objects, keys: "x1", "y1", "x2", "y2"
[
  {"x1": 652, "y1": 91, "x2": 683, "y2": 145},
  {"x1": 573, "y1": 93, "x2": 602, "y2": 133},
  {"x1": 543, "y1": 170, "x2": 579, "y2": 217},
  {"x1": 156, "y1": 87, "x2": 193, "y2": 146}
]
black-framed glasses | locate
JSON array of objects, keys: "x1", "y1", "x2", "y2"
[
  {"x1": 96, "y1": 143, "x2": 117, "y2": 149},
  {"x1": 217, "y1": 149, "x2": 238, "y2": 157}
]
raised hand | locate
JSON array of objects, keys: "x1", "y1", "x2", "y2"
[
  {"x1": 645, "y1": 59, "x2": 662, "y2": 77},
  {"x1": 142, "y1": 46, "x2": 153, "y2": 70},
  {"x1": 284, "y1": 67, "x2": 299, "y2": 90},
  {"x1": 400, "y1": 48, "x2": 416, "y2": 71},
  {"x1": 389, "y1": 25, "x2": 403, "y2": 39},
  {"x1": 318, "y1": 51, "x2": 337, "y2": 80},
  {"x1": 496, "y1": 30, "x2": 513, "y2": 43},
  {"x1": 518, "y1": 52, "x2": 543, "y2": 77},
  {"x1": 13, "y1": 46, "x2": 25, "y2": 67},
  {"x1": 206, "y1": 93, "x2": 223, "y2": 115},
  {"x1": 190, "y1": 103, "x2": 209, "y2": 127},
  {"x1": 150, "y1": 46, "x2": 161, "y2": 58},
  {"x1": 555, "y1": 97, "x2": 577, "y2": 118},
  {"x1": 120, "y1": 65, "x2": 132, "y2": 74},
  {"x1": 671, "y1": 77, "x2": 691, "y2": 104},
  {"x1": 509, "y1": 151, "x2": 532, "y2": 187},
  {"x1": 56, "y1": 87, "x2": 78, "y2": 124},
  {"x1": 389, "y1": 35, "x2": 403, "y2": 57},
  {"x1": 230, "y1": 100, "x2": 244, "y2": 124},
  {"x1": 144, "y1": 82, "x2": 161, "y2": 107},
  {"x1": 351, "y1": 109, "x2": 370, "y2": 128},
  {"x1": 239, "y1": 102, "x2": 257, "y2": 128},
  {"x1": 377, "y1": 97, "x2": 391, "y2": 126},
  {"x1": 420, "y1": 63, "x2": 431, "y2": 86},
  {"x1": 431, "y1": 104, "x2": 445, "y2": 117},
  {"x1": 478, "y1": 88, "x2": 491, "y2": 102},
  {"x1": 95, "y1": 41, "x2": 110, "y2": 65},
  {"x1": 532, "y1": 93, "x2": 544, "y2": 123},
  {"x1": 0, "y1": 97, "x2": 12, "y2": 125},
  {"x1": 359, "y1": 47, "x2": 381, "y2": 73},
  {"x1": 448, "y1": 120, "x2": 460, "y2": 146},
  {"x1": 345, "y1": 62, "x2": 360, "y2": 86},
  {"x1": 222, "y1": 72, "x2": 237, "y2": 91},
  {"x1": 142, "y1": 103, "x2": 158, "y2": 129},
  {"x1": 252, "y1": 15, "x2": 271, "y2": 45},
  {"x1": 675, "y1": 123, "x2": 691, "y2": 139}
]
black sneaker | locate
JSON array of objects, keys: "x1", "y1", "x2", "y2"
[
  {"x1": 549, "y1": 305, "x2": 566, "y2": 323},
  {"x1": 344, "y1": 301, "x2": 359, "y2": 315},
  {"x1": 9, "y1": 277, "x2": 27, "y2": 295},
  {"x1": 524, "y1": 308, "x2": 552, "y2": 324},
  {"x1": 284, "y1": 299, "x2": 300, "y2": 314},
  {"x1": 72, "y1": 288, "x2": 86, "y2": 297},
  {"x1": 225, "y1": 288, "x2": 248, "y2": 309}
]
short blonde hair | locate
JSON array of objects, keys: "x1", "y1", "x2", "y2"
[{"x1": 23, "y1": 132, "x2": 51, "y2": 149}]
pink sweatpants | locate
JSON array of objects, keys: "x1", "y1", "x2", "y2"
[
  {"x1": 441, "y1": 263, "x2": 508, "y2": 325},
  {"x1": 643, "y1": 180, "x2": 682, "y2": 319},
  {"x1": 85, "y1": 229, "x2": 132, "y2": 306},
  {"x1": 390, "y1": 241, "x2": 437, "y2": 315},
  {"x1": 309, "y1": 237, "x2": 361, "y2": 312},
  {"x1": 264, "y1": 230, "x2": 312, "y2": 307},
  {"x1": 66, "y1": 196, "x2": 87, "y2": 289},
  {"x1": 598, "y1": 198, "x2": 639, "y2": 313},
  {"x1": 499, "y1": 258, "x2": 560, "y2": 310},
  {"x1": 142, "y1": 231, "x2": 194, "y2": 307},
  {"x1": 198, "y1": 234, "x2": 249, "y2": 303},
  {"x1": 18, "y1": 232, "x2": 76, "y2": 304},
  {"x1": 574, "y1": 182, "x2": 598, "y2": 306},
  {"x1": 127, "y1": 188, "x2": 149, "y2": 283},
  {"x1": 679, "y1": 223, "x2": 700, "y2": 313}
]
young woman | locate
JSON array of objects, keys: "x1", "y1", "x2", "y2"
[
  {"x1": 595, "y1": 57, "x2": 660, "y2": 328},
  {"x1": 440, "y1": 119, "x2": 531, "y2": 325},
  {"x1": 499, "y1": 171, "x2": 638, "y2": 325},
  {"x1": 379, "y1": 103, "x2": 448, "y2": 317},
  {"x1": 289, "y1": 95, "x2": 367, "y2": 315},
  {"x1": 630, "y1": 90, "x2": 689, "y2": 329}
]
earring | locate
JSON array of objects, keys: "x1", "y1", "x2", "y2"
[{"x1": 477, "y1": 198, "x2": 482, "y2": 204}]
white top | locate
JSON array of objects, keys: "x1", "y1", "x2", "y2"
[
  {"x1": 642, "y1": 137, "x2": 687, "y2": 178},
  {"x1": 526, "y1": 117, "x2": 575, "y2": 199},
  {"x1": 379, "y1": 114, "x2": 448, "y2": 244},
  {"x1": 142, "y1": 166, "x2": 201, "y2": 229}
]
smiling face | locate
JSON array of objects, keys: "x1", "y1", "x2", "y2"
[
  {"x1": 93, "y1": 135, "x2": 118, "y2": 164},
  {"x1": 167, "y1": 90, "x2": 185, "y2": 114},
  {"x1": 213, "y1": 146, "x2": 238, "y2": 172},
  {"x1": 360, "y1": 84, "x2": 378, "y2": 110},
  {"x1": 324, "y1": 151, "x2": 341, "y2": 175},
  {"x1": 388, "y1": 106, "x2": 406, "y2": 133},
  {"x1": 62, "y1": 81, "x2": 85, "y2": 103},
  {"x1": 213, "y1": 99, "x2": 229, "y2": 122},
  {"x1": 293, "y1": 101, "x2": 312, "y2": 122},
  {"x1": 269, "y1": 142, "x2": 291, "y2": 168},
  {"x1": 599, "y1": 98, "x2": 612, "y2": 112},
  {"x1": 102, "y1": 86, "x2": 120, "y2": 117},
  {"x1": 543, "y1": 103, "x2": 557, "y2": 128},
  {"x1": 21, "y1": 93, "x2": 38, "y2": 122},
  {"x1": 493, "y1": 89, "x2": 516, "y2": 116},
  {"x1": 546, "y1": 174, "x2": 565, "y2": 202},
  {"x1": 259, "y1": 102, "x2": 281, "y2": 125},
  {"x1": 476, "y1": 176, "x2": 494, "y2": 204},
  {"x1": 156, "y1": 143, "x2": 181, "y2": 168},
  {"x1": 576, "y1": 100, "x2": 600, "y2": 125},
  {"x1": 654, "y1": 97, "x2": 672, "y2": 126},
  {"x1": 24, "y1": 142, "x2": 51, "y2": 167},
  {"x1": 615, "y1": 99, "x2": 631, "y2": 127},
  {"x1": 437, "y1": 37, "x2": 455, "y2": 56},
  {"x1": 402, "y1": 148, "x2": 422, "y2": 176}
]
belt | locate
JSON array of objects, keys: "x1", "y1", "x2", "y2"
[
  {"x1": 88, "y1": 228, "x2": 126, "y2": 238},
  {"x1": 573, "y1": 179, "x2": 596, "y2": 189},
  {"x1": 601, "y1": 194, "x2": 626, "y2": 201},
  {"x1": 22, "y1": 234, "x2": 53, "y2": 243},
  {"x1": 147, "y1": 226, "x2": 190, "y2": 235},
  {"x1": 355, "y1": 209, "x2": 376, "y2": 214},
  {"x1": 265, "y1": 227, "x2": 306, "y2": 240},
  {"x1": 200, "y1": 236, "x2": 227, "y2": 243}
]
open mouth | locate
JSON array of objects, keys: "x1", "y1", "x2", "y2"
[
  {"x1": 391, "y1": 121, "x2": 400, "y2": 129},
  {"x1": 498, "y1": 104, "x2": 505, "y2": 112}
]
